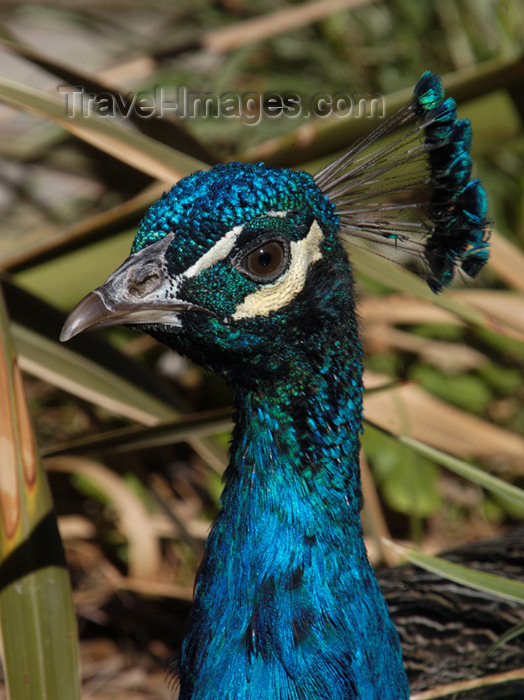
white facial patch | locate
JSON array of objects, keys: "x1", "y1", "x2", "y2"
[
  {"x1": 231, "y1": 220, "x2": 324, "y2": 321},
  {"x1": 184, "y1": 224, "x2": 244, "y2": 279}
]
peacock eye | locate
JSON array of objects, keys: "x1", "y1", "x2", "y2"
[{"x1": 241, "y1": 240, "x2": 288, "y2": 282}]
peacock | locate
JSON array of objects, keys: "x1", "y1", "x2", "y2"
[{"x1": 61, "y1": 72, "x2": 490, "y2": 698}]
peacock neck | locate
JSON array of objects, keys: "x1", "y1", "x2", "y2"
[
  {"x1": 228, "y1": 324, "x2": 365, "y2": 538},
  {"x1": 178, "y1": 261, "x2": 409, "y2": 698}
]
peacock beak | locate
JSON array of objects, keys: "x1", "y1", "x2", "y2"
[{"x1": 60, "y1": 233, "x2": 208, "y2": 341}]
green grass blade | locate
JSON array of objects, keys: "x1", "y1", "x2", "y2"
[
  {"x1": 42, "y1": 407, "x2": 233, "y2": 457},
  {"x1": 0, "y1": 287, "x2": 81, "y2": 699},
  {"x1": 350, "y1": 246, "x2": 490, "y2": 327},
  {"x1": 4, "y1": 280, "x2": 227, "y2": 475},
  {"x1": 13, "y1": 322, "x2": 177, "y2": 425},
  {"x1": 4, "y1": 182, "x2": 166, "y2": 274},
  {"x1": 0, "y1": 37, "x2": 218, "y2": 165},
  {"x1": 371, "y1": 422, "x2": 524, "y2": 510},
  {"x1": 0, "y1": 76, "x2": 206, "y2": 182},
  {"x1": 238, "y1": 54, "x2": 524, "y2": 167},
  {"x1": 395, "y1": 544, "x2": 524, "y2": 605},
  {"x1": 401, "y1": 435, "x2": 524, "y2": 510}
]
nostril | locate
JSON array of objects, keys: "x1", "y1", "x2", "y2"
[{"x1": 126, "y1": 265, "x2": 162, "y2": 297}]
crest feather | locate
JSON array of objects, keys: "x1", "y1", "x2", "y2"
[{"x1": 314, "y1": 71, "x2": 490, "y2": 292}]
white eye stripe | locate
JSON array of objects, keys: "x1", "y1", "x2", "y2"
[
  {"x1": 266, "y1": 210, "x2": 288, "y2": 218},
  {"x1": 231, "y1": 220, "x2": 323, "y2": 321},
  {"x1": 184, "y1": 224, "x2": 244, "y2": 279}
]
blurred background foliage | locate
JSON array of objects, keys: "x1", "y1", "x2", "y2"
[{"x1": 0, "y1": 0, "x2": 524, "y2": 697}]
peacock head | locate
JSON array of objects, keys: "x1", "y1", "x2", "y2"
[
  {"x1": 61, "y1": 73, "x2": 491, "y2": 383},
  {"x1": 61, "y1": 162, "x2": 354, "y2": 382}
]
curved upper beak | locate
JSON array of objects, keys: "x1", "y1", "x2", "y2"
[
  {"x1": 61, "y1": 290, "x2": 132, "y2": 341},
  {"x1": 60, "y1": 233, "x2": 208, "y2": 342}
]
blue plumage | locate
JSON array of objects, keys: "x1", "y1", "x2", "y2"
[
  {"x1": 61, "y1": 72, "x2": 489, "y2": 698},
  {"x1": 175, "y1": 239, "x2": 407, "y2": 698}
]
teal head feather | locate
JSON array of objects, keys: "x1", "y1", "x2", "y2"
[
  {"x1": 129, "y1": 163, "x2": 342, "y2": 384},
  {"x1": 61, "y1": 72, "x2": 489, "y2": 699}
]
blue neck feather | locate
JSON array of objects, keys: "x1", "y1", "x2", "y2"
[{"x1": 177, "y1": 249, "x2": 409, "y2": 698}]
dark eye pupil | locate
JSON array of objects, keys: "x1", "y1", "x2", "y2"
[
  {"x1": 245, "y1": 241, "x2": 285, "y2": 278},
  {"x1": 258, "y1": 252, "x2": 272, "y2": 267}
]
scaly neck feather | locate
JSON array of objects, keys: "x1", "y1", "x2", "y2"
[{"x1": 177, "y1": 251, "x2": 409, "y2": 699}]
